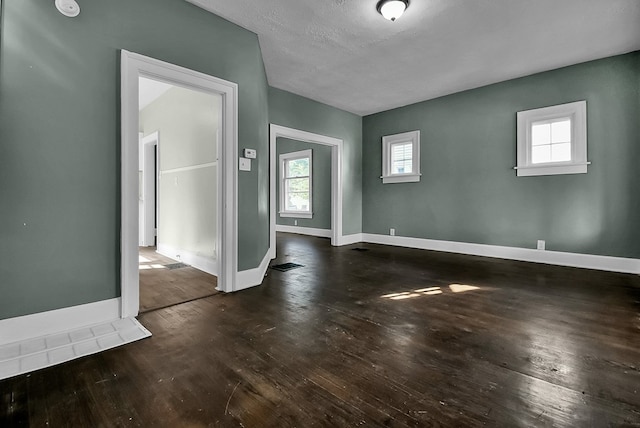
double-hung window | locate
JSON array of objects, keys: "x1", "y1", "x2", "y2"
[
  {"x1": 381, "y1": 130, "x2": 421, "y2": 183},
  {"x1": 279, "y1": 149, "x2": 312, "y2": 218},
  {"x1": 515, "y1": 101, "x2": 589, "y2": 176}
]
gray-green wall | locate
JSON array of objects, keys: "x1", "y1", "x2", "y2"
[
  {"x1": 0, "y1": 0, "x2": 269, "y2": 319},
  {"x1": 1, "y1": 0, "x2": 636, "y2": 324},
  {"x1": 269, "y1": 87, "x2": 363, "y2": 235},
  {"x1": 362, "y1": 52, "x2": 640, "y2": 258},
  {"x1": 276, "y1": 138, "x2": 332, "y2": 230}
]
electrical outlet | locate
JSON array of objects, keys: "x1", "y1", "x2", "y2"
[
  {"x1": 537, "y1": 240, "x2": 545, "y2": 250},
  {"x1": 390, "y1": 228, "x2": 395, "y2": 236},
  {"x1": 294, "y1": 220, "x2": 298, "y2": 226}
]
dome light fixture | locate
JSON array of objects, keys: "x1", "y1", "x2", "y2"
[{"x1": 377, "y1": 0, "x2": 409, "y2": 21}]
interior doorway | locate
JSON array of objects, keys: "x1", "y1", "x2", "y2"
[
  {"x1": 121, "y1": 50, "x2": 239, "y2": 319},
  {"x1": 274, "y1": 139, "x2": 332, "y2": 237},
  {"x1": 268, "y1": 125, "x2": 345, "y2": 260},
  {"x1": 136, "y1": 77, "x2": 221, "y2": 312}
]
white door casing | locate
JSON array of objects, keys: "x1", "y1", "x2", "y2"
[
  {"x1": 121, "y1": 50, "x2": 238, "y2": 318},
  {"x1": 269, "y1": 124, "x2": 344, "y2": 258}
]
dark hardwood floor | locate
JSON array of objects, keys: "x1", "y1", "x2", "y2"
[
  {"x1": 139, "y1": 246, "x2": 217, "y2": 313},
  {"x1": 2, "y1": 233, "x2": 639, "y2": 427}
]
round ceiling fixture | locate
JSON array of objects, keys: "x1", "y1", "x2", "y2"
[
  {"x1": 377, "y1": 0, "x2": 409, "y2": 21},
  {"x1": 55, "y1": 0, "x2": 80, "y2": 17}
]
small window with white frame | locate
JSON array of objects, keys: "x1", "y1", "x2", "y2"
[
  {"x1": 515, "y1": 100, "x2": 589, "y2": 177},
  {"x1": 279, "y1": 149, "x2": 312, "y2": 218},
  {"x1": 381, "y1": 130, "x2": 421, "y2": 183}
]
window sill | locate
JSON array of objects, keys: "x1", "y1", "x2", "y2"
[
  {"x1": 514, "y1": 162, "x2": 590, "y2": 177},
  {"x1": 381, "y1": 174, "x2": 421, "y2": 184},
  {"x1": 279, "y1": 212, "x2": 312, "y2": 219}
]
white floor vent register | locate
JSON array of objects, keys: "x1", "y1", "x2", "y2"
[{"x1": 0, "y1": 318, "x2": 151, "y2": 381}]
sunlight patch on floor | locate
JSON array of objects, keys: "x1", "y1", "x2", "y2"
[
  {"x1": 139, "y1": 263, "x2": 167, "y2": 270},
  {"x1": 449, "y1": 283, "x2": 479, "y2": 293},
  {"x1": 381, "y1": 284, "x2": 480, "y2": 300}
]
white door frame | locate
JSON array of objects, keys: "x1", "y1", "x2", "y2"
[
  {"x1": 269, "y1": 124, "x2": 343, "y2": 257},
  {"x1": 141, "y1": 131, "x2": 158, "y2": 247},
  {"x1": 121, "y1": 50, "x2": 238, "y2": 318}
]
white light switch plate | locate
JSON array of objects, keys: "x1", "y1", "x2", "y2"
[{"x1": 239, "y1": 157, "x2": 251, "y2": 171}]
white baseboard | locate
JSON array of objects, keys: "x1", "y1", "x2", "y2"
[
  {"x1": 274, "y1": 226, "x2": 362, "y2": 247},
  {"x1": 157, "y1": 243, "x2": 218, "y2": 276},
  {"x1": 235, "y1": 250, "x2": 273, "y2": 292},
  {"x1": 275, "y1": 224, "x2": 332, "y2": 238},
  {"x1": 233, "y1": 233, "x2": 638, "y2": 294},
  {"x1": 336, "y1": 233, "x2": 364, "y2": 246},
  {"x1": 362, "y1": 234, "x2": 640, "y2": 274},
  {"x1": 0, "y1": 298, "x2": 122, "y2": 346}
]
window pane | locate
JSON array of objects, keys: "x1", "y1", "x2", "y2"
[
  {"x1": 286, "y1": 177, "x2": 309, "y2": 193},
  {"x1": 391, "y1": 142, "x2": 412, "y2": 174},
  {"x1": 392, "y1": 160, "x2": 412, "y2": 174},
  {"x1": 286, "y1": 191, "x2": 309, "y2": 211},
  {"x1": 392, "y1": 143, "x2": 412, "y2": 159},
  {"x1": 286, "y1": 158, "x2": 309, "y2": 178},
  {"x1": 532, "y1": 122, "x2": 550, "y2": 146},
  {"x1": 531, "y1": 145, "x2": 551, "y2": 164},
  {"x1": 551, "y1": 119, "x2": 571, "y2": 143},
  {"x1": 285, "y1": 176, "x2": 310, "y2": 212},
  {"x1": 551, "y1": 142, "x2": 571, "y2": 162}
]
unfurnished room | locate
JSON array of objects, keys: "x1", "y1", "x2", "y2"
[{"x1": 1, "y1": 0, "x2": 639, "y2": 426}]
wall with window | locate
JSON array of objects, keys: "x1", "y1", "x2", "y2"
[
  {"x1": 276, "y1": 138, "x2": 332, "y2": 230},
  {"x1": 362, "y1": 52, "x2": 640, "y2": 258},
  {"x1": 269, "y1": 87, "x2": 363, "y2": 235},
  {"x1": 0, "y1": 0, "x2": 269, "y2": 320}
]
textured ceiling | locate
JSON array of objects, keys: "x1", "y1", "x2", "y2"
[{"x1": 187, "y1": 0, "x2": 640, "y2": 116}]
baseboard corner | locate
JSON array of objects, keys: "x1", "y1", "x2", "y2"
[{"x1": 235, "y1": 250, "x2": 273, "y2": 292}]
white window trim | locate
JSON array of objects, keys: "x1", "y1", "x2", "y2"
[
  {"x1": 515, "y1": 100, "x2": 590, "y2": 177},
  {"x1": 279, "y1": 149, "x2": 313, "y2": 219},
  {"x1": 381, "y1": 130, "x2": 421, "y2": 184}
]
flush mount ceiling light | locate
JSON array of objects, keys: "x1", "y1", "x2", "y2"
[
  {"x1": 377, "y1": 0, "x2": 409, "y2": 21},
  {"x1": 55, "y1": 0, "x2": 80, "y2": 17}
]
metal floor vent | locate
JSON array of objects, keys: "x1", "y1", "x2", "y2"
[
  {"x1": 271, "y1": 262, "x2": 304, "y2": 272},
  {"x1": 165, "y1": 262, "x2": 189, "y2": 270}
]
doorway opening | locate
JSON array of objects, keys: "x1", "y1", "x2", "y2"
[
  {"x1": 121, "y1": 50, "x2": 239, "y2": 319},
  {"x1": 137, "y1": 77, "x2": 221, "y2": 312},
  {"x1": 269, "y1": 125, "x2": 344, "y2": 260}
]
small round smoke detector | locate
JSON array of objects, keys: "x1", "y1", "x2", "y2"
[{"x1": 55, "y1": 0, "x2": 80, "y2": 17}]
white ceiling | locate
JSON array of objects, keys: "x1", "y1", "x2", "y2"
[
  {"x1": 187, "y1": 0, "x2": 640, "y2": 116},
  {"x1": 139, "y1": 77, "x2": 173, "y2": 111}
]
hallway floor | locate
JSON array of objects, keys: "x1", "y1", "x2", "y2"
[
  {"x1": 139, "y1": 246, "x2": 217, "y2": 312},
  {"x1": 1, "y1": 233, "x2": 639, "y2": 426}
]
